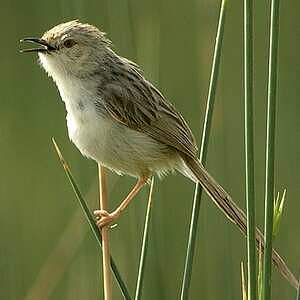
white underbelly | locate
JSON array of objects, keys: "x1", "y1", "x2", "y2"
[
  {"x1": 66, "y1": 108, "x2": 112, "y2": 164},
  {"x1": 48, "y1": 66, "x2": 181, "y2": 178},
  {"x1": 58, "y1": 79, "x2": 180, "y2": 177},
  {"x1": 66, "y1": 107, "x2": 180, "y2": 178}
]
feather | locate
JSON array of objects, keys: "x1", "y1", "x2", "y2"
[{"x1": 97, "y1": 55, "x2": 198, "y2": 159}]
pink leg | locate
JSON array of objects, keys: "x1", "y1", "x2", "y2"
[{"x1": 94, "y1": 177, "x2": 148, "y2": 228}]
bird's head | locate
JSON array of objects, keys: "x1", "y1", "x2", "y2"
[{"x1": 21, "y1": 20, "x2": 110, "y2": 80}]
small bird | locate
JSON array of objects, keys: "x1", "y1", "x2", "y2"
[
  {"x1": 20, "y1": 20, "x2": 297, "y2": 287},
  {"x1": 21, "y1": 20, "x2": 218, "y2": 227}
]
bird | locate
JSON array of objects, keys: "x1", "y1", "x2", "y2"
[{"x1": 20, "y1": 20, "x2": 297, "y2": 287}]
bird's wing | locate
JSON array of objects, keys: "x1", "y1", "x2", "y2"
[{"x1": 98, "y1": 62, "x2": 198, "y2": 159}]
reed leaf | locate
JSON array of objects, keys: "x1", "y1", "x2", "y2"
[
  {"x1": 134, "y1": 177, "x2": 154, "y2": 300},
  {"x1": 52, "y1": 138, "x2": 132, "y2": 300},
  {"x1": 263, "y1": 0, "x2": 281, "y2": 298},
  {"x1": 180, "y1": 0, "x2": 227, "y2": 298},
  {"x1": 244, "y1": 0, "x2": 257, "y2": 299}
]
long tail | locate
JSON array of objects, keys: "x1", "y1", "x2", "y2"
[{"x1": 183, "y1": 155, "x2": 298, "y2": 289}]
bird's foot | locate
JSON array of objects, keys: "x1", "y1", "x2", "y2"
[{"x1": 94, "y1": 209, "x2": 120, "y2": 229}]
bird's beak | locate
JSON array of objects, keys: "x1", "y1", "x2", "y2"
[{"x1": 20, "y1": 37, "x2": 57, "y2": 53}]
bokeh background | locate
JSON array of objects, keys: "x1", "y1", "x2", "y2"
[{"x1": 1, "y1": 0, "x2": 299, "y2": 299}]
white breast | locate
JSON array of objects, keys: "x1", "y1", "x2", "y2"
[
  {"x1": 57, "y1": 76, "x2": 114, "y2": 163},
  {"x1": 38, "y1": 53, "x2": 182, "y2": 178},
  {"x1": 39, "y1": 54, "x2": 126, "y2": 170}
]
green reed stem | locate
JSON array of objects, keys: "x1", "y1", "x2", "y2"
[
  {"x1": 134, "y1": 178, "x2": 154, "y2": 300},
  {"x1": 52, "y1": 138, "x2": 132, "y2": 300},
  {"x1": 296, "y1": 270, "x2": 300, "y2": 300},
  {"x1": 244, "y1": 0, "x2": 257, "y2": 299},
  {"x1": 263, "y1": 0, "x2": 280, "y2": 299},
  {"x1": 180, "y1": 0, "x2": 227, "y2": 298}
]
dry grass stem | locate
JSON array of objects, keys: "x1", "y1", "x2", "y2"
[{"x1": 98, "y1": 164, "x2": 112, "y2": 300}]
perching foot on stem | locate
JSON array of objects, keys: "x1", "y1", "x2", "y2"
[{"x1": 94, "y1": 209, "x2": 120, "y2": 228}]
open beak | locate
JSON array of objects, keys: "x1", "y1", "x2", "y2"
[{"x1": 20, "y1": 37, "x2": 57, "y2": 53}]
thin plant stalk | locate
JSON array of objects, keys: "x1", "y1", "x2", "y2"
[
  {"x1": 296, "y1": 270, "x2": 300, "y2": 300},
  {"x1": 98, "y1": 164, "x2": 112, "y2": 300},
  {"x1": 134, "y1": 177, "x2": 154, "y2": 300},
  {"x1": 52, "y1": 138, "x2": 132, "y2": 300},
  {"x1": 244, "y1": 0, "x2": 257, "y2": 299},
  {"x1": 263, "y1": 0, "x2": 280, "y2": 299},
  {"x1": 258, "y1": 242, "x2": 264, "y2": 299},
  {"x1": 180, "y1": 0, "x2": 227, "y2": 298},
  {"x1": 241, "y1": 262, "x2": 248, "y2": 300}
]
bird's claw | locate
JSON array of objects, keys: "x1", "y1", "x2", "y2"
[{"x1": 94, "y1": 210, "x2": 119, "y2": 229}]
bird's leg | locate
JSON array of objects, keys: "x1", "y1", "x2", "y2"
[{"x1": 94, "y1": 177, "x2": 148, "y2": 228}]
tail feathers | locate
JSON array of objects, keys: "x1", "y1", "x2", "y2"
[{"x1": 183, "y1": 155, "x2": 298, "y2": 289}]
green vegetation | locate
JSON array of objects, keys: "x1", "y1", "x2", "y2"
[
  {"x1": 2, "y1": 0, "x2": 299, "y2": 299},
  {"x1": 244, "y1": 0, "x2": 257, "y2": 299},
  {"x1": 263, "y1": 0, "x2": 281, "y2": 299}
]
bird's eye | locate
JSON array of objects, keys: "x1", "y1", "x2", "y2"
[{"x1": 63, "y1": 39, "x2": 76, "y2": 48}]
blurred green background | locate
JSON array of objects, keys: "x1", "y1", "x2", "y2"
[{"x1": 1, "y1": 0, "x2": 299, "y2": 299}]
